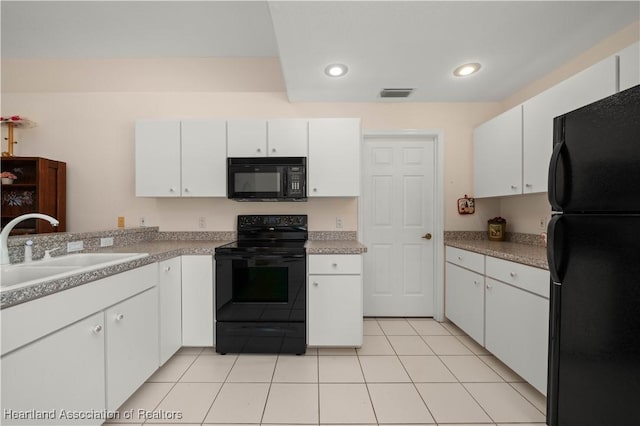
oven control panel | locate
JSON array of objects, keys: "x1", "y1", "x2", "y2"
[{"x1": 238, "y1": 215, "x2": 308, "y2": 229}]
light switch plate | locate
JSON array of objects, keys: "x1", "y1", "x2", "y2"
[{"x1": 67, "y1": 240, "x2": 84, "y2": 252}]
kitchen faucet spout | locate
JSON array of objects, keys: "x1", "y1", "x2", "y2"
[{"x1": 0, "y1": 213, "x2": 59, "y2": 265}]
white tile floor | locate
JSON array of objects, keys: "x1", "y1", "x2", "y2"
[{"x1": 105, "y1": 318, "x2": 546, "y2": 426}]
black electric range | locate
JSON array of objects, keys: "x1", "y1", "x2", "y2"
[{"x1": 214, "y1": 215, "x2": 307, "y2": 355}]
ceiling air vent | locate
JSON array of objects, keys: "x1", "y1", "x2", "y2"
[{"x1": 380, "y1": 88, "x2": 414, "y2": 98}]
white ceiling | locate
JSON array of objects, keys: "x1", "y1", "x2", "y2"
[{"x1": 2, "y1": 1, "x2": 639, "y2": 102}]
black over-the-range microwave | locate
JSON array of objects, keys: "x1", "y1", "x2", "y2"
[{"x1": 227, "y1": 157, "x2": 307, "y2": 201}]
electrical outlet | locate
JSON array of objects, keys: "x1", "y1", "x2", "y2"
[
  {"x1": 100, "y1": 237, "x2": 114, "y2": 247},
  {"x1": 198, "y1": 217, "x2": 207, "y2": 229},
  {"x1": 67, "y1": 240, "x2": 84, "y2": 252},
  {"x1": 336, "y1": 217, "x2": 343, "y2": 229},
  {"x1": 538, "y1": 217, "x2": 546, "y2": 230},
  {"x1": 117, "y1": 216, "x2": 125, "y2": 228},
  {"x1": 140, "y1": 216, "x2": 146, "y2": 227}
]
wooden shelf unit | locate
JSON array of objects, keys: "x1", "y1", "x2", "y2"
[{"x1": 1, "y1": 157, "x2": 66, "y2": 235}]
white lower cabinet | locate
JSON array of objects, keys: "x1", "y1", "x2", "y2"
[
  {"x1": 0, "y1": 264, "x2": 159, "y2": 425},
  {"x1": 485, "y1": 277, "x2": 549, "y2": 394},
  {"x1": 445, "y1": 247, "x2": 549, "y2": 395},
  {"x1": 444, "y1": 263, "x2": 485, "y2": 345},
  {"x1": 158, "y1": 257, "x2": 182, "y2": 364},
  {"x1": 308, "y1": 254, "x2": 363, "y2": 346},
  {"x1": 181, "y1": 255, "x2": 214, "y2": 347},
  {"x1": 0, "y1": 312, "x2": 106, "y2": 425},
  {"x1": 106, "y1": 287, "x2": 160, "y2": 411}
]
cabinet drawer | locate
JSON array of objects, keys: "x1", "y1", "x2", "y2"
[
  {"x1": 308, "y1": 254, "x2": 361, "y2": 275},
  {"x1": 446, "y1": 247, "x2": 484, "y2": 274},
  {"x1": 486, "y1": 257, "x2": 549, "y2": 299}
]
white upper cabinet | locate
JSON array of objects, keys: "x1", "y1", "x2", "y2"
[
  {"x1": 618, "y1": 41, "x2": 640, "y2": 92},
  {"x1": 136, "y1": 120, "x2": 182, "y2": 197},
  {"x1": 473, "y1": 106, "x2": 523, "y2": 198},
  {"x1": 181, "y1": 120, "x2": 227, "y2": 197},
  {"x1": 267, "y1": 119, "x2": 308, "y2": 157},
  {"x1": 228, "y1": 119, "x2": 308, "y2": 157},
  {"x1": 308, "y1": 118, "x2": 361, "y2": 197},
  {"x1": 227, "y1": 119, "x2": 267, "y2": 157},
  {"x1": 522, "y1": 56, "x2": 617, "y2": 194},
  {"x1": 135, "y1": 119, "x2": 227, "y2": 197}
]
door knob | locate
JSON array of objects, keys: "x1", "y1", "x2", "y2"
[{"x1": 422, "y1": 233, "x2": 432, "y2": 240}]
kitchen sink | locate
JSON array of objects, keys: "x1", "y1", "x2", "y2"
[
  {"x1": 1, "y1": 265, "x2": 80, "y2": 288},
  {"x1": 1, "y1": 253, "x2": 148, "y2": 290}
]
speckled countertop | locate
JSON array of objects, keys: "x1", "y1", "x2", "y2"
[
  {"x1": 306, "y1": 240, "x2": 367, "y2": 254},
  {"x1": 1, "y1": 238, "x2": 366, "y2": 309},
  {"x1": 445, "y1": 239, "x2": 548, "y2": 270}
]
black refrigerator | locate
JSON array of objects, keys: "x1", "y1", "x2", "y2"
[{"x1": 547, "y1": 84, "x2": 640, "y2": 426}]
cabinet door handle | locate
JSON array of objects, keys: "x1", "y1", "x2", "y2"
[
  {"x1": 510, "y1": 185, "x2": 518, "y2": 190},
  {"x1": 473, "y1": 280, "x2": 480, "y2": 286},
  {"x1": 313, "y1": 282, "x2": 319, "y2": 286},
  {"x1": 509, "y1": 272, "x2": 517, "y2": 278},
  {"x1": 164, "y1": 266, "x2": 171, "y2": 272},
  {"x1": 525, "y1": 183, "x2": 532, "y2": 188},
  {"x1": 313, "y1": 188, "x2": 318, "y2": 192},
  {"x1": 92, "y1": 325, "x2": 103, "y2": 334},
  {"x1": 486, "y1": 284, "x2": 492, "y2": 290},
  {"x1": 272, "y1": 148, "x2": 276, "y2": 153},
  {"x1": 458, "y1": 256, "x2": 463, "y2": 261},
  {"x1": 257, "y1": 148, "x2": 262, "y2": 153},
  {"x1": 331, "y1": 263, "x2": 338, "y2": 267},
  {"x1": 115, "y1": 313, "x2": 125, "y2": 321},
  {"x1": 184, "y1": 188, "x2": 189, "y2": 193}
]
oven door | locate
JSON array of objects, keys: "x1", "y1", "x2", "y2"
[
  {"x1": 227, "y1": 164, "x2": 286, "y2": 200},
  {"x1": 215, "y1": 253, "x2": 306, "y2": 323}
]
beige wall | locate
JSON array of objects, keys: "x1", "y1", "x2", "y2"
[{"x1": 1, "y1": 59, "x2": 501, "y2": 232}]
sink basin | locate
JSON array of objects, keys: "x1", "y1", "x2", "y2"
[
  {"x1": 32, "y1": 252, "x2": 147, "y2": 268},
  {"x1": 1, "y1": 253, "x2": 148, "y2": 290},
  {"x1": 1, "y1": 266, "x2": 80, "y2": 288}
]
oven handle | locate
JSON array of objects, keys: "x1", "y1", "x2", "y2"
[{"x1": 215, "y1": 254, "x2": 306, "y2": 260}]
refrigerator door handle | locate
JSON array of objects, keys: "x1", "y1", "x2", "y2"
[
  {"x1": 547, "y1": 214, "x2": 563, "y2": 284},
  {"x1": 548, "y1": 140, "x2": 566, "y2": 211}
]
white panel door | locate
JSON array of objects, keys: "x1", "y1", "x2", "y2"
[
  {"x1": 181, "y1": 119, "x2": 227, "y2": 196},
  {"x1": 268, "y1": 119, "x2": 308, "y2": 157},
  {"x1": 135, "y1": 120, "x2": 181, "y2": 196},
  {"x1": 363, "y1": 137, "x2": 436, "y2": 316}
]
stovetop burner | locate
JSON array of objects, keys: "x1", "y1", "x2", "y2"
[{"x1": 215, "y1": 214, "x2": 308, "y2": 256}]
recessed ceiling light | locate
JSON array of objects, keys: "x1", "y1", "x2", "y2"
[
  {"x1": 324, "y1": 63, "x2": 348, "y2": 77},
  {"x1": 453, "y1": 62, "x2": 481, "y2": 77}
]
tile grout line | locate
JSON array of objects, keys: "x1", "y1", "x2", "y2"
[
  {"x1": 199, "y1": 352, "x2": 240, "y2": 424},
  {"x1": 358, "y1": 318, "x2": 381, "y2": 425}
]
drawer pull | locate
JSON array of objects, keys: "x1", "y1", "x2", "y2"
[
  {"x1": 332, "y1": 263, "x2": 338, "y2": 267},
  {"x1": 486, "y1": 284, "x2": 492, "y2": 290},
  {"x1": 509, "y1": 272, "x2": 517, "y2": 278},
  {"x1": 458, "y1": 256, "x2": 463, "y2": 261},
  {"x1": 115, "y1": 313, "x2": 125, "y2": 321},
  {"x1": 313, "y1": 282, "x2": 319, "y2": 286},
  {"x1": 164, "y1": 266, "x2": 171, "y2": 272},
  {"x1": 473, "y1": 280, "x2": 480, "y2": 286},
  {"x1": 92, "y1": 325, "x2": 103, "y2": 334}
]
